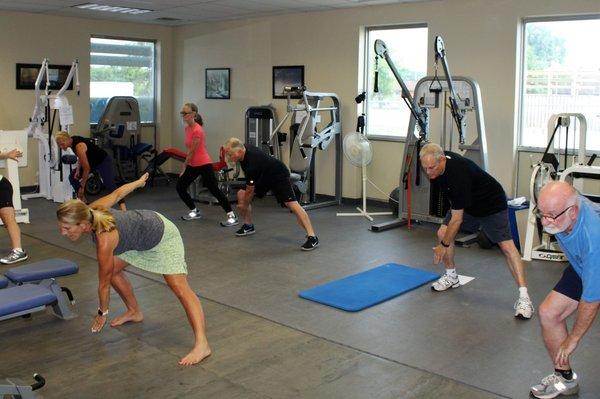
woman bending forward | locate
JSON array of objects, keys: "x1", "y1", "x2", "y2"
[{"x1": 56, "y1": 173, "x2": 211, "y2": 365}]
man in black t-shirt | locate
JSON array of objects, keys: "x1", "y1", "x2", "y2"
[
  {"x1": 419, "y1": 143, "x2": 533, "y2": 319},
  {"x1": 223, "y1": 137, "x2": 319, "y2": 251}
]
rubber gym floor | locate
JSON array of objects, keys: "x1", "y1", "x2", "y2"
[{"x1": 1, "y1": 185, "x2": 598, "y2": 398}]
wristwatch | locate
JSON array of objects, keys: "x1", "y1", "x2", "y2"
[
  {"x1": 440, "y1": 240, "x2": 450, "y2": 248},
  {"x1": 97, "y1": 308, "x2": 109, "y2": 317}
]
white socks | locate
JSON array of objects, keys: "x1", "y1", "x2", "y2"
[
  {"x1": 519, "y1": 286, "x2": 530, "y2": 299},
  {"x1": 446, "y1": 268, "x2": 458, "y2": 278},
  {"x1": 227, "y1": 211, "x2": 235, "y2": 218}
]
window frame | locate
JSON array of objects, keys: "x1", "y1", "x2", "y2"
[
  {"x1": 363, "y1": 23, "x2": 428, "y2": 142},
  {"x1": 517, "y1": 14, "x2": 600, "y2": 155},
  {"x1": 89, "y1": 34, "x2": 158, "y2": 128}
]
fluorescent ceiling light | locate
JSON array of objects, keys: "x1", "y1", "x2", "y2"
[{"x1": 74, "y1": 3, "x2": 153, "y2": 15}]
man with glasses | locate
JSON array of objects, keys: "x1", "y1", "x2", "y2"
[
  {"x1": 419, "y1": 143, "x2": 534, "y2": 318},
  {"x1": 530, "y1": 180, "x2": 600, "y2": 398}
]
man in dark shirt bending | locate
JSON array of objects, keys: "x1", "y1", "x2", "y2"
[
  {"x1": 419, "y1": 142, "x2": 533, "y2": 318},
  {"x1": 223, "y1": 137, "x2": 319, "y2": 251}
]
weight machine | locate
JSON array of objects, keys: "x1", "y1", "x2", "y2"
[
  {"x1": 92, "y1": 96, "x2": 152, "y2": 183},
  {"x1": 246, "y1": 86, "x2": 343, "y2": 210},
  {"x1": 245, "y1": 105, "x2": 286, "y2": 161},
  {"x1": 21, "y1": 59, "x2": 80, "y2": 203},
  {"x1": 370, "y1": 35, "x2": 489, "y2": 232},
  {"x1": 522, "y1": 113, "x2": 599, "y2": 262}
]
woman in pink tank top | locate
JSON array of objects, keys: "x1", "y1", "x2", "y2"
[{"x1": 176, "y1": 103, "x2": 237, "y2": 227}]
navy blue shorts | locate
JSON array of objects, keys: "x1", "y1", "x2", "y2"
[{"x1": 553, "y1": 265, "x2": 582, "y2": 301}]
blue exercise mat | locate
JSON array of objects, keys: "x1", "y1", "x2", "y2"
[{"x1": 298, "y1": 263, "x2": 440, "y2": 312}]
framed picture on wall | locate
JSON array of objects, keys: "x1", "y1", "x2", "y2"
[
  {"x1": 272, "y1": 65, "x2": 304, "y2": 99},
  {"x1": 205, "y1": 68, "x2": 230, "y2": 99},
  {"x1": 16, "y1": 63, "x2": 74, "y2": 90}
]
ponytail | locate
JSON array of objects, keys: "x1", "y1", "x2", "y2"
[
  {"x1": 185, "y1": 102, "x2": 203, "y2": 126},
  {"x1": 57, "y1": 199, "x2": 116, "y2": 233}
]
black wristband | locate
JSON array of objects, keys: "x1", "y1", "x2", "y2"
[{"x1": 440, "y1": 240, "x2": 450, "y2": 248}]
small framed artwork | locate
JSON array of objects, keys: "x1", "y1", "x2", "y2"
[
  {"x1": 205, "y1": 68, "x2": 231, "y2": 99},
  {"x1": 272, "y1": 65, "x2": 304, "y2": 99},
  {"x1": 16, "y1": 63, "x2": 74, "y2": 90}
]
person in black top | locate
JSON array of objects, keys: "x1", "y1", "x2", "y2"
[
  {"x1": 0, "y1": 148, "x2": 28, "y2": 265},
  {"x1": 223, "y1": 137, "x2": 319, "y2": 251},
  {"x1": 56, "y1": 131, "x2": 125, "y2": 210},
  {"x1": 419, "y1": 142, "x2": 533, "y2": 318}
]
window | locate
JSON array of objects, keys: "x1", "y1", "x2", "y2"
[
  {"x1": 364, "y1": 25, "x2": 428, "y2": 139},
  {"x1": 90, "y1": 37, "x2": 156, "y2": 124},
  {"x1": 519, "y1": 17, "x2": 600, "y2": 152}
]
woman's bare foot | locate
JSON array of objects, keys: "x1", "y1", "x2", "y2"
[
  {"x1": 110, "y1": 310, "x2": 144, "y2": 327},
  {"x1": 179, "y1": 345, "x2": 211, "y2": 366}
]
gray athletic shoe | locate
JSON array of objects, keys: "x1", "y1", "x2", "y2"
[
  {"x1": 431, "y1": 274, "x2": 460, "y2": 291},
  {"x1": 181, "y1": 210, "x2": 202, "y2": 221},
  {"x1": 514, "y1": 296, "x2": 534, "y2": 319},
  {"x1": 220, "y1": 215, "x2": 239, "y2": 227},
  {"x1": 530, "y1": 372, "x2": 578, "y2": 398},
  {"x1": 0, "y1": 249, "x2": 28, "y2": 265}
]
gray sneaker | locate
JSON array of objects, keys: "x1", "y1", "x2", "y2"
[
  {"x1": 220, "y1": 215, "x2": 239, "y2": 227},
  {"x1": 530, "y1": 372, "x2": 579, "y2": 398},
  {"x1": 181, "y1": 210, "x2": 202, "y2": 221},
  {"x1": 1, "y1": 249, "x2": 28, "y2": 265}
]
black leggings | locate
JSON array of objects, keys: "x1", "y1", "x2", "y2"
[{"x1": 176, "y1": 164, "x2": 232, "y2": 213}]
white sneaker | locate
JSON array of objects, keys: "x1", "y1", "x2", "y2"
[
  {"x1": 431, "y1": 274, "x2": 460, "y2": 292},
  {"x1": 531, "y1": 372, "x2": 578, "y2": 398},
  {"x1": 181, "y1": 210, "x2": 202, "y2": 221},
  {"x1": 220, "y1": 215, "x2": 239, "y2": 227},
  {"x1": 514, "y1": 296, "x2": 534, "y2": 319}
]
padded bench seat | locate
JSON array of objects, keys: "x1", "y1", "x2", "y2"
[
  {"x1": 0, "y1": 285, "x2": 56, "y2": 318},
  {"x1": 0, "y1": 276, "x2": 8, "y2": 289},
  {"x1": 4, "y1": 259, "x2": 79, "y2": 284}
]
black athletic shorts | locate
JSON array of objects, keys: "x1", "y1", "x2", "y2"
[
  {"x1": 0, "y1": 177, "x2": 14, "y2": 209},
  {"x1": 254, "y1": 178, "x2": 296, "y2": 204},
  {"x1": 443, "y1": 209, "x2": 512, "y2": 244},
  {"x1": 553, "y1": 265, "x2": 582, "y2": 301}
]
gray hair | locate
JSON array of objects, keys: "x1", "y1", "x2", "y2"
[
  {"x1": 224, "y1": 137, "x2": 245, "y2": 151},
  {"x1": 419, "y1": 142, "x2": 445, "y2": 160}
]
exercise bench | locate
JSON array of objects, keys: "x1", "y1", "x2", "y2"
[
  {"x1": 0, "y1": 374, "x2": 45, "y2": 399},
  {"x1": 0, "y1": 259, "x2": 79, "y2": 322}
]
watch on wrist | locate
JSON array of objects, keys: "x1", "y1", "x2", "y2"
[
  {"x1": 97, "y1": 308, "x2": 109, "y2": 317},
  {"x1": 440, "y1": 240, "x2": 450, "y2": 248}
]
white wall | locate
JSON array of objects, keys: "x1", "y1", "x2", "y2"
[
  {"x1": 0, "y1": 10, "x2": 174, "y2": 186},
  {"x1": 172, "y1": 0, "x2": 599, "y2": 200}
]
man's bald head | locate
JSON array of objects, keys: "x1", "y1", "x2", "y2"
[
  {"x1": 538, "y1": 181, "x2": 578, "y2": 210},
  {"x1": 537, "y1": 181, "x2": 579, "y2": 234}
]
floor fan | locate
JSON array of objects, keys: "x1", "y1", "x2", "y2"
[{"x1": 337, "y1": 115, "x2": 392, "y2": 221}]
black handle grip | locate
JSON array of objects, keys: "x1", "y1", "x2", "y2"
[
  {"x1": 31, "y1": 373, "x2": 46, "y2": 391},
  {"x1": 374, "y1": 71, "x2": 379, "y2": 93}
]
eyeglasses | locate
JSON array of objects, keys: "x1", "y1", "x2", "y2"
[
  {"x1": 180, "y1": 111, "x2": 192, "y2": 116},
  {"x1": 533, "y1": 204, "x2": 573, "y2": 222}
]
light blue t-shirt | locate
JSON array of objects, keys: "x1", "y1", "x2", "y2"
[{"x1": 556, "y1": 196, "x2": 600, "y2": 302}]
